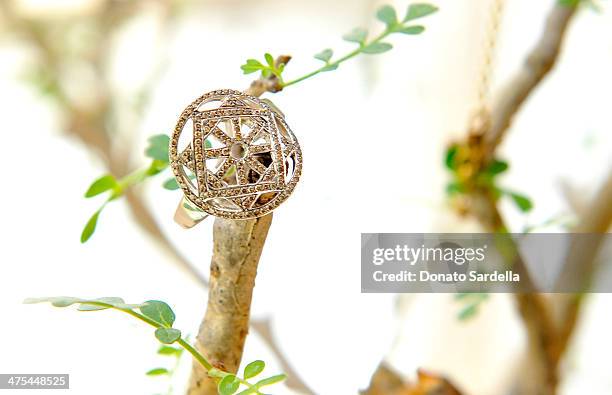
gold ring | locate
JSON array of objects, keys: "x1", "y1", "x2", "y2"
[{"x1": 169, "y1": 89, "x2": 303, "y2": 227}]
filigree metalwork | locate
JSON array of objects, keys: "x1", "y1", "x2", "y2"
[{"x1": 170, "y1": 89, "x2": 302, "y2": 220}]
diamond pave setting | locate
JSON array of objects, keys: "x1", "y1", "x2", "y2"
[{"x1": 169, "y1": 89, "x2": 303, "y2": 220}]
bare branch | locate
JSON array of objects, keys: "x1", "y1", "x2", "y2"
[
  {"x1": 485, "y1": 4, "x2": 577, "y2": 161},
  {"x1": 451, "y1": 4, "x2": 579, "y2": 395},
  {"x1": 188, "y1": 215, "x2": 273, "y2": 394}
]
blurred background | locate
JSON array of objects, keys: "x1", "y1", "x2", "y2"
[{"x1": 1, "y1": 0, "x2": 611, "y2": 394}]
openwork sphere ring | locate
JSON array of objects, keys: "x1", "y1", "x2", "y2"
[{"x1": 169, "y1": 89, "x2": 302, "y2": 222}]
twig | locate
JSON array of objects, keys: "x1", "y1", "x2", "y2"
[
  {"x1": 485, "y1": 3, "x2": 577, "y2": 162},
  {"x1": 251, "y1": 318, "x2": 317, "y2": 394},
  {"x1": 452, "y1": 3, "x2": 580, "y2": 395},
  {"x1": 553, "y1": 170, "x2": 612, "y2": 352}
]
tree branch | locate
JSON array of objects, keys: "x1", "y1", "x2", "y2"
[
  {"x1": 451, "y1": 3, "x2": 579, "y2": 395},
  {"x1": 188, "y1": 214, "x2": 273, "y2": 394},
  {"x1": 485, "y1": 3, "x2": 577, "y2": 162},
  {"x1": 187, "y1": 56, "x2": 313, "y2": 395}
]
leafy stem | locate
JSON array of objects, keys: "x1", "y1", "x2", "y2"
[
  {"x1": 242, "y1": 3, "x2": 438, "y2": 89},
  {"x1": 25, "y1": 297, "x2": 286, "y2": 395},
  {"x1": 444, "y1": 143, "x2": 534, "y2": 215},
  {"x1": 81, "y1": 135, "x2": 170, "y2": 243},
  {"x1": 283, "y1": 23, "x2": 399, "y2": 88}
]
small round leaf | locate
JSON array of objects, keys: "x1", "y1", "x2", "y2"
[
  {"x1": 78, "y1": 297, "x2": 125, "y2": 311},
  {"x1": 243, "y1": 360, "x2": 265, "y2": 379},
  {"x1": 218, "y1": 375, "x2": 240, "y2": 395},
  {"x1": 163, "y1": 177, "x2": 180, "y2": 190},
  {"x1": 157, "y1": 346, "x2": 182, "y2": 356},
  {"x1": 398, "y1": 25, "x2": 425, "y2": 35},
  {"x1": 155, "y1": 327, "x2": 181, "y2": 344},
  {"x1": 376, "y1": 5, "x2": 397, "y2": 26},
  {"x1": 404, "y1": 3, "x2": 439, "y2": 22},
  {"x1": 314, "y1": 49, "x2": 333, "y2": 63},
  {"x1": 362, "y1": 42, "x2": 393, "y2": 54},
  {"x1": 140, "y1": 300, "x2": 176, "y2": 327},
  {"x1": 145, "y1": 134, "x2": 170, "y2": 163},
  {"x1": 24, "y1": 297, "x2": 83, "y2": 307},
  {"x1": 342, "y1": 27, "x2": 368, "y2": 44},
  {"x1": 322, "y1": 64, "x2": 339, "y2": 72},
  {"x1": 146, "y1": 368, "x2": 169, "y2": 376}
]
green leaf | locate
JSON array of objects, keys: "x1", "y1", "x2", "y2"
[
  {"x1": 241, "y1": 64, "x2": 262, "y2": 74},
  {"x1": 158, "y1": 345, "x2": 182, "y2": 356},
  {"x1": 376, "y1": 5, "x2": 398, "y2": 26},
  {"x1": 246, "y1": 59, "x2": 264, "y2": 67},
  {"x1": 146, "y1": 368, "x2": 169, "y2": 376},
  {"x1": 146, "y1": 159, "x2": 168, "y2": 176},
  {"x1": 241, "y1": 59, "x2": 265, "y2": 74},
  {"x1": 85, "y1": 175, "x2": 117, "y2": 198},
  {"x1": 25, "y1": 296, "x2": 143, "y2": 310},
  {"x1": 254, "y1": 374, "x2": 287, "y2": 387},
  {"x1": 49, "y1": 297, "x2": 82, "y2": 307},
  {"x1": 155, "y1": 327, "x2": 181, "y2": 344},
  {"x1": 404, "y1": 3, "x2": 439, "y2": 22},
  {"x1": 24, "y1": 296, "x2": 82, "y2": 307},
  {"x1": 264, "y1": 53, "x2": 274, "y2": 67},
  {"x1": 218, "y1": 375, "x2": 240, "y2": 395},
  {"x1": 243, "y1": 360, "x2": 265, "y2": 379},
  {"x1": 445, "y1": 144, "x2": 459, "y2": 170},
  {"x1": 398, "y1": 25, "x2": 425, "y2": 34},
  {"x1": 165, "y1": 172, "x2": 197, "y2": 190},
  {"x1": 458, "y1": 303, "x2": 478, "y2": 321},
  {"x1": 140, "y1": 300, "x2": 176, "y2": 327},
  {"x1": 145, "y1": 134, "x2": 170, "y2": 163},
  {"x1": 445, "y1": 182, "x2": 465, "y2": 195},
  {"x1": 81, "y1": 208, "x2": 102, "y2": 243},
  {"x1": 507, "y1": 192, "x2": 533, "y2": 212},
  {"x1": 362, "y1": 42, "x2": 393, "y2": 54},
  {"x1": 77, "y1": 297, "x2": 125, "y2": 311},
  {"x1": 342, "y1": 27, "x2": 368, "y2": 44},
  {"x1": 486, "y1": 159, "x2": 509, "y2": 175},
  {"x1": 163, "y1": 177, "x2": 180, "y2": 190},
  {"x1": 321, "y1": 64, "x2": 339, "y2": 72},
  {"x1": 314, "y1": 49, "x2": 333, "y2": 63}
]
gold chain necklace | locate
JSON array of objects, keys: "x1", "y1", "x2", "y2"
[{"x1": 470, "y1": 0, "x2": 505, "y2": 134}]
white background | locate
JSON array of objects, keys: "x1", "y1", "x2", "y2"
[{"x1": 1, "y1": 0, "x2": 611, "y2": 394}]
